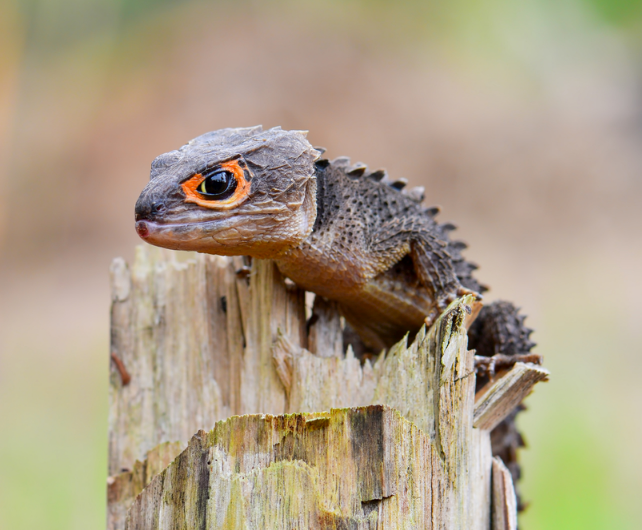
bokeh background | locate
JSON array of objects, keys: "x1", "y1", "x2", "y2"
[{"x1": 1, "y1": 0, "x2": 641, "y2": 528}]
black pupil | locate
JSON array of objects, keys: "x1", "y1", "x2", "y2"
[{"x1": 201, "y1": 170, "x2": 236, "y2": 199}]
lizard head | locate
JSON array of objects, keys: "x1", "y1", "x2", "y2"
[{"x1": 134, "y1": 126, "x2": 320, "y2": 258}]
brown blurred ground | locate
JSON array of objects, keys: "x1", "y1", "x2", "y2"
[{"x1": 1, "y1": 1, "x2": 641, "y2": 529}]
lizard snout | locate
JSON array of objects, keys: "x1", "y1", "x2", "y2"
[
  {"x1": 135, "y1": 194, "x2": 167, "y2": 240},
  {"x1": 135, "y1": 196, "x2": 166, "y2": 222}
]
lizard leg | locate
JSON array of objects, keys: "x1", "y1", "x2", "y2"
[
  {"x1": 410, "y1": 236, "x2": 479, "y2": 325},
  {"x1": 367, "y1": 221, "x2": 481, "y2": 330}
]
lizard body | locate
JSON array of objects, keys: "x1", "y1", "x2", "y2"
[
  {"x1": 134, "y1": 126, "x2": 538, "y2": 502},
  {"x1": 135, "y1": 126, "x2": 481, "y2": 350},
  {"x1": 275, "y1": 156, "x2": 482, "y2": 350}
]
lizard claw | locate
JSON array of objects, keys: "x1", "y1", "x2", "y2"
[
  {"x1": 457, "y1": 286, "x2": 483, "y2": 301},
  {"x1": 474, "y1": 353, "x2": 543, "y2": 380},
  {"x1": 425, "y1": 287, "x2": 480, "y2": 328},
  {"x1": 424, "y1": 308, "x2": 440, "y2": 328}
]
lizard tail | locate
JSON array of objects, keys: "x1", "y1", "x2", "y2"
[{"x1": 467, "y1": 300, "x2": 536, "y2": 511}]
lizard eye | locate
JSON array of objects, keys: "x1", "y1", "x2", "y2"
[
  {"x1": 181, "y1": 158, "x2": 252, "y2": 210},
  {"x1": 198, "y1": 170, "x2": 237, "y2": 199}
]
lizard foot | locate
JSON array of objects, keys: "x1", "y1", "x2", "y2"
[
  {"x1": 424, "y1": 288, "x2": 481, "y2": 328},
  {"x1": 424, "y1": 307, "x2": 440, "y2": 329},
  {"x1": 456, "y1": 286, "x2": 483, "y2": 301},
  {"x1": 474, "y1": 353, "x2": 543, "y2": 380},
  {"x1": 424, "y1": 293, "x2": 455, "y2": 328}
]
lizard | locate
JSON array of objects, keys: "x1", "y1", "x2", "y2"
[{"x1": 134, "y1": 125, "x2": 541, "y2": 503}]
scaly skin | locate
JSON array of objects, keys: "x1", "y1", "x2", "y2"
[
  {"x1": 134, "y1": 126, "x2": 540, "y2": 501},
  {"x1": 275, "y1": 155, "x2": 486, "y2": 350}
]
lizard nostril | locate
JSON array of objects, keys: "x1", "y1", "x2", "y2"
[{"x1": 151, "y1": 202, "x2": 165, "y2": 214}]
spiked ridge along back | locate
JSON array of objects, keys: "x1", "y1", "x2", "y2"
[{"x1": 313, "y1": 155, "x2": 486, "y2": 295}]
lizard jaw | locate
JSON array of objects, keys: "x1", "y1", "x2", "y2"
[
  {"x1": 134, "y1": 210, "x2": 314, "y2": 258},
  {"x1": 134, "y1": 219, "x2": 206, "y2": 251}
]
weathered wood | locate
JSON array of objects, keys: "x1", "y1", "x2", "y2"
[
  {"x1": 107, "y1": 441, "x2": 184, "y2": 530},
  {"x1": 123, "y1": 295, "x2": 489, "y2": 528},
  {"x1": 126, "y1": 407, "x2": 443, "y2": 529},
  {"x1": 109, "y1": 247, "x2": 307, "y2": 478},
  {"x1": 240, "y1": 255, "x2": 306, "y2": 415},
  {"x1": 473, "y1": 362, "x2": 550, "y2": 431},
  {"x1": 109, "y1": 248, "x2": 330, "y2": 529},
  {"x1": 110, "y1": 249, "x2": 225, "y2": 477},
  {"x1": 307, "y1": 296, "x2": 343, "y2": 358},
  {"x1": 491, "y1": 457, "x2": 518, "y2": 530},
  {"x1": 273, "y1": 332, "x2": 377, "y2": 413},
  {"x1": 108, "y1": 246, "x2": 548, "y2": 529}
]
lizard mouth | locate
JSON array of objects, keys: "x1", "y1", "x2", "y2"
[
  {"x1": 134, "y1": 219, "x2": 205, "y2": 249},
  {"x1": 133, "y1": 216, "x2": 255, "y2": 253},
  {"x1": 135, "y1": 220, "x2": 151, "y2": 239}
]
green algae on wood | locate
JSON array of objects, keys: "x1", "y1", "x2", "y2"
[
  {"x1": 109, "y1": 247, "x2": 548, "y2": 529},
  {"x1": 107, "y1": 441, "x2": 184, "y2": 530},
  {"x1": 127, "y1": 407, "x2": 434, "y2": 529}
]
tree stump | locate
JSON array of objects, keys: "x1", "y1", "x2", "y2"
[{"x1": 107, "y1": 246, "x2": 548, "y2": 529}]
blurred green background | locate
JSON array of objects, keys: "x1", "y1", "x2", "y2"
[{"x1": 1, "y1": 0, "x2": 641, "y2": 528}]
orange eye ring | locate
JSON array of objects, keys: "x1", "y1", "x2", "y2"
[{"x1": 181, "y1": 159, "x2": 251, "y2": 210}]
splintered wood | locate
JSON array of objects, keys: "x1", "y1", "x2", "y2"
[{"x1": 108, "y1": 246, "x2": 549, "y2": 529}]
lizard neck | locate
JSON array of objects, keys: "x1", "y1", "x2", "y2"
[
  {"x1": 274, "y1": 243, "x2": 365, "y2": 299},
  {"x1": 269, "y1": 162, "x2": 325, "y2": 263},
  {"x1": 274, "y1": 163, "x2": 370, "y2": 298},
  {"x1": 252, "y1": 174, "x2": 318, "y2": 260}
]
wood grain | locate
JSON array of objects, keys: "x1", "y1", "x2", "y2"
[
  {"x1": 491, "y1": 457, "x2": 518, "y2": 530},
  {"x1": 474, "y1": 362, "x2": 550, "y2": 431}
]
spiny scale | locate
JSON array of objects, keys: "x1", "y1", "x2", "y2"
[
  {"x1": 319, "y1": 157, "x2": 426, "y2": 206},
  {"x1": 389, "y1": 179, "x2": 406, "y2": 190}
]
